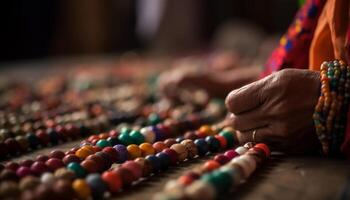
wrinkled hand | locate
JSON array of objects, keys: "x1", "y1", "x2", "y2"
[{"x1": 225, "y1": 69, "x2": 321, "y2": 153}]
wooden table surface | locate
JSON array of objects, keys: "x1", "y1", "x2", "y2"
[{"x1": 6, "y1": 140, "x2": 350, "y2": 200}]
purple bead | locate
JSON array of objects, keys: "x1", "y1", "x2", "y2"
[
  {"x1": 16, "y1": 166, "x2": 32, "y2": 178},
  {"x1": 113, "y1": 144, "x2": 128, "y2": 163},
  {"x1": 151, "y1": 126, "x2": 164, "y2": 141},
  {"x1": 224, "y1": 150, "x2": 239, "y2": 160}
]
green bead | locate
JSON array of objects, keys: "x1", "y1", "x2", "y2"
[
  {"x1": 148, "y1": 113, "x2": 161, "y2": 125},
  {"x1": 120, "y1": 126, "x2": 131, "y2": 135},
  {"x1": 118, "y1": 132, "x2": 134, "y2": 145},
  {"x1": 67, "y1": 162, "x2": 86, "y2": 178},
  {"x1": 129, "y1": 130, "x2": 145, "y2": 145},
  {"x1": 219, "y1": 130, "x2": 235, "y2": 147},
  {"x1": 203, "y1": 171, "x2": 233, "y2": 193},
  {"x1": 96, "y1": 139, "x2": 112, "y2": 148}
]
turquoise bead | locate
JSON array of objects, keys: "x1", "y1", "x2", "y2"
[
  {"x1": 129, "y1": 130, "x2": 145, "y2": 145},
  {"x1": 118, "y1": 132, "x2": 134, "y2": 146},
  {"x1": 67, "y1": 162, "x2": 86, "y2": 178},
  {"x1": 202, "y1": 171, "x2": 232, "y2": 193},
  {"x1": 96, "y1": 139, "x2": 112, "y2": 148}
]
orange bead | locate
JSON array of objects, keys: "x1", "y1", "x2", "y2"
[
  {"x1": 72, "y1": 179, "x2": 91, "y2": 199},
  {"x1": 99, "y1": 133, "x2": 109, "y2": 139},
  {"x1": 75, "y1": 148, "x2": 94, "y2": 159},
  {"x1": 139, "y1": 143, "x2": 155, "y2": 156},
  {"x1": 127, "y1": 144, "x2": 142, "y2": 159},
  {"x1": 102, "y1": 171, "x2": 122, "y2": 193},
  {"x1": 178, "y1": 175, "x2": 195, "y2": 185},
  {"x1": 254, "y1": 143, "x2": 270, "y2": 157},
  {"x1": 152, "y1": 142, "x2": 167, "y2": 153},
  {"x1": 199, "y1": 125, "x2": 215, "y2": 136},
  {"x1": 202, "y1": 160, "x2": 220, "y2": 172}
]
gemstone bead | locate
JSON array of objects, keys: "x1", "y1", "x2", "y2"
[
  {"x1": 203, "y1": 160, "x2": 220, "y2": 172},
  {"x1": 145, "y1": 155, "x2": 161, "y2": 173},
  {"x1": 62, "y1": 154, "x2": 81, "y2": 165},
  {"x1": 122, "y1": 161, "x2": 143, "y2": 179},
  {"x1": 118, "y1": 132, "x2": 134, "y2": 146},
  {"x1": 96, "y1": 139, "x2": 112, "y2": 148},
  {"x1": 45, "y1": 158, "x2": 64, "y2": 171},
  {"x1": 102, "y1": 147, "x2": 118, "y2": 163},
  {"x1": 153, "y1": 141, "x2": 168, "y2": 153},
  {"x1": 180, "y1": 139, "x2": 198, "y2": 158},
  {"x1": 219, "y1": 130, "x2": 235, "y2": 147},
  {"x1": 140, "y1": 127, "x2": 156, "y2": 143},
  {"x1": 134, "y1": 157, "x2": 152, "y2": 177},
  {"x1": 80, "y1": 159, "x2": 99, "y2": 173},
  {"x1": 214, "y1": 154, "x2": 230, "y2": 165},
  {"x1": 156, "y1": 152, "x2": 170, "y2": 170},
  {"x1": 49, "y1": 150, "x2": 65, "y2": 159},
  {"x1": 113, "y1": 167, "x2": 135, "y2": 186}
]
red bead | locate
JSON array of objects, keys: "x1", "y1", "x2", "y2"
[
  {"x1": 101, "y1": 171, "x2": 122, "y2": 193},
  {"x1": 254, "y1": 143, "x2": 270, "y2": 157},
  {"x1": 45, "y1": 158, "x2": 64, "y2": 171},
  {"x1": 214, "y1": 135, "x2": 227, "y2": 149},
  {"x1": 16, "y1": 166, "x2": 32, "y2": 178},
  {"x1": 4, "y1": 138, "x2": 20, "y2": 155},
  {"x1": 109, "y1": 130, "x2": 119, "y2": 137},
  {"x1": 19, "y1": 159, "x2": 34, "y2": 167},
  {"x1": 36, "y1": 130, "x2": 50, "y2": 146},
  {"x1": 80, "y1": 160, "x2": 98, "y2": 173},
  {"x1": 49, "y1": 150, "x2": 65, "y2": 159},
  {"x1": 36, "y1": 155, "x2": 49, "y2": 162},
  {"x1": 162, "y1": 148, "x2": 178, "y2": 165},
  {"x1": 5, "y1": 162, "x2": 19, "y2": 171},
  {"x1": 85, "y1": 154, "x2": 104, "y2": 172},
  {"x1": 31, "y1": 161, "x2": 48, "y2": 175},
  {"x1": 113, "y1": 167, "x2": 135, "y2": 186},
  {"x1": 122, "y1": 161, "x2": 142, "y2": 180},
  {"x1": 224, "y1": 150, "x2": 239, "y2": 159},
  {"x1": 163, "y1": 138, "x2": 176, "y2": 147},
  {"x1": 62, "y1": 154, "x2": 81, "y2": 165},
  {"x1": 102, "y1": 147, "x2": 118, "y2": 163},
  {"x1": 214, "y1": 154, "x2": 230, "y2": 165}
]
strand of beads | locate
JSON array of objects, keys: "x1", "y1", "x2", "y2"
[
  {"x1": 154, "y1": 143, "x2": 270, "y2": 200},
  {"x1": 313, "y1": 60, "x2": 350, "y2": 155},
  {"x1": 69, "y1": 126, "x2": 236, "y2": 200},
  {"x1": 0, "y1": 114, "x2": 206, "y2": 184},
  {"x1": 6, "y1": 126, "x2": 236, "y2": 200}
]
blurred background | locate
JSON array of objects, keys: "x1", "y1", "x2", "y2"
[{"x1": 0, "y1": 0, "x2": 299, "y2": 63}]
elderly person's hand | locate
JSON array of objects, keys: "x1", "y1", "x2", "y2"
[{"x1": 225, "y1": 69, "x2": 321, "y2": 153}]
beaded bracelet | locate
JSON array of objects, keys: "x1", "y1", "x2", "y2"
[
  {"x1": 154, "y1": 143, "x2": 270, "y2": 200},
  {"x1": 313, "y1": 60, "x2": 350, "y2": 155}
]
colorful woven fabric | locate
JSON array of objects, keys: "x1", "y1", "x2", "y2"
[{"x1": 262, "y1": 0, "x2": 326, "y2": 77}]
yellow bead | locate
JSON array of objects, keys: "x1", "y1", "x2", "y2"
[
  {"x1": 127, "y1": 144, "x2": 142, "y2": 159},
  {"x1": 72, "y1": 179, "x2": 91, "y2": 199},
  {"x1": 75, "y1": 148, "x2": 94, "y2": 159},
  {"x1": 139, "y1": 143, "x2": 155, "y2": 156}
]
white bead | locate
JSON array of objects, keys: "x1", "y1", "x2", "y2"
[
  {"x1": 40, "y1": 172, "x2": 56, "y2": 185},
  {"x1": 140, "y1": 126, "x2": 156, "y2": 143},
  {"x1": 235, "y1": 146, "x2": 248, "y2": 155},
  {"x1": 164, "y1": 180, "x2": 185, "y2": 198},
  {"x1": 185, "y1": 180, "x2": 216, "y2": 200}
]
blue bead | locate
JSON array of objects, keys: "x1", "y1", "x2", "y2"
[
  {"x1": 47, "y1": 128, "x2": 59, "y2": 145},
  {"x1": 194, "y1": 138, "x2": 209, "y2": 155},
  {"x1": 26, "y1": 133, "x2": 39, "y2": 149},
  {"x1": 86, "y1": 173, "x2": 107, "y2": 199},
  {"x1": 145, "y1": 155, "x2": 161, "y2": 173},
  {"x1": 205, "y1": 136, "x2": 220, "y2": 152},
  {"x1": 156, "y1": 152, "x2": 170, "y2": 170}
]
